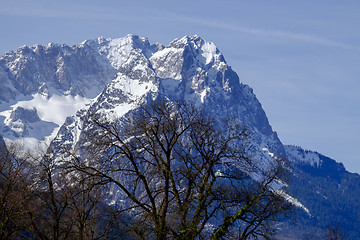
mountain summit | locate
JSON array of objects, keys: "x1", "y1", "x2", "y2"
[
  {"x1": 50, "y1": 35, "x2": 284, "y2": 166},
  {"x1": 0, "y1": 35, "x2": 283, "y2": 164},
  {"x1": 0, "y1": 35, "x2": 359, "y2": 239}
]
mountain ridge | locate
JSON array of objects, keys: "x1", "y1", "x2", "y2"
[
  {"x1": 0, "y1": 34, "x2": 358, "y2": 239},
  {"x1": 48, "y1": 35, "x2": 284, "y2": 171}
]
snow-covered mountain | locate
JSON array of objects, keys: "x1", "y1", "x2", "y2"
[
  {"x1": 0, "y1": 35, "x2": 158, "y2": 144},
  {"x1": 0, "y1": 34, "x2": 283, "y2": 166},
  {"x1": 282, "y1": 145, "x2": 360, "y2": 239},
  {"x1": 0, "y1": 34, "x2": 358, "y2": 239},
  {"x1": 48, "y1": 35, "x2": 284, "y2": 169}
]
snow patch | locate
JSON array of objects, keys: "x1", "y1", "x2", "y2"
[
  {"x1": 201, "y1": 41, "x2": 217, "y2": 65},
  {"x1": 276, "y1": 189, "x2": 311, "y2": 216},
  {"x1": 262, "y1": 147, "x2": 275, "y2": 158},
  {"x1": 112, "y1": 74, "x2": 157, "y2": 100},
  {"x1": 285, "y1": 145, "x2": 322, "y2": 167},
  {"x1": 0, "y1": 93, "x2": 91, "y2": 144},
  {"x1": 13, "y1": 93, "x2": 90, "y2": 125}
]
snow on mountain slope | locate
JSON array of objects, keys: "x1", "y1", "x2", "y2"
[
  {"x1": 84, "y1": 35, "x2": 161, "y2": 70},
  {"x1": 51, "y1": 42, "x2": 159, "y2": 153},
  {"x1": 284, "y1": 144, "x2": 348, "y2": 181},
  {"x1": 0, "y1": 34, "x2": 161, "y2": 145},
  {"x1": 0, "y1": 33, "x2": 285, "y2": 171},
  {"x1": 285, "y1": 145, "x2": 322, "y2": 167},
  {"x1": 49, "y1": 35, "x2": 284, "y2": 172},
  {"x1": 2, "y1": 34, "x2": 359, "y2": 239},
  {"x1": 282, "y1": 144, "x2": 360, "y2": 239}
]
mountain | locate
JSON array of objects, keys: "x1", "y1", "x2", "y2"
[
  {"x1": 282, "y1": 145, "x2": 360, "y2": 239},
  {"x1": 50, "y1": 35, "x2": 284, "y2": 169},
  {"x1": 0, "y1": 35, "x2": 358, "y2": 239},
  {"x1": 0, "y1": 35, "x2": 159, "y2": 143}
]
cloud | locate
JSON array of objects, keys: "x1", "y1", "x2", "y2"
[
  {"x1": 2, "y1": 1, "x2": 359, "y2": 51},
  {"x1": 163, "y1": 12, "x2": 360, "y2": 51}
]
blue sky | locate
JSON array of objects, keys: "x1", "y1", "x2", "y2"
[{"x1": 1, "y1": 0, "x2": 359, "y2": 172}]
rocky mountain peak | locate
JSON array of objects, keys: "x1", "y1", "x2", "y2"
[
  {"x1": 0, "y1": 34, "x2": 284, "y2": 163},
  {"x1": 0, "y1": 34, "x2": 358, "y2": 239},
  {"x1": 9, "y1": 106, "x2": 40, "y2": 124},
  {"x1": 42, "y1": 35, "x2": 284, "y2": 167}
]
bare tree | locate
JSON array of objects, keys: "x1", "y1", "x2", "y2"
[
  {"x1": 0, "y1": 143, "x2": 34, "y2": 240},
  {"x1": 27, "y1": 153, "x2": 74, "y2": 240},
  {"x1": 211, "y1": 158, "x2": 291, "y2": 239},
  {"x1": 65, "y1": 99, "x2": 291, "y2": 239},
  {"x1": 27, "y1": 149, "x2": 119, "y2": 240},
  {"x1": 0, "y1": 137, "x2": 125, "y2": 240},
  {"x1": 66, "y1": 173, "x2": 120, "y2": 240}
]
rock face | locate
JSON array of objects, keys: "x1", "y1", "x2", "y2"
[
  {"x1": 1, "y1": 35, "x2": 283, "y2": 162},
  {"x1": 2, "y1": 106, "x2": 57, "y2": 139},
  {"x1": 9, "y1": 106, "x2": 40, "y2": 123},
  {"x1": 0, "y1": 44, "x2": 107, "y2": 100},
  {"x1": 1, "y1": 34, "x2": 358, "y2": 239},
  {"x1": 4, "y1": 106, "x2": 40, "y2": 137},
  {"x1": 50, "y1": 35, "x2": 284, "y2": 168},
  {"x1": 0, "y1": 134, "x2": 6, "y2": 154},
  {"x1": 0, "y1": 35, "x2": 160, "y2": 142}
]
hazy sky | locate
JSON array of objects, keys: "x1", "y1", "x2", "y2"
[{"x1": 1, "y1": 0, "x2": 359, "y2": 172}]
